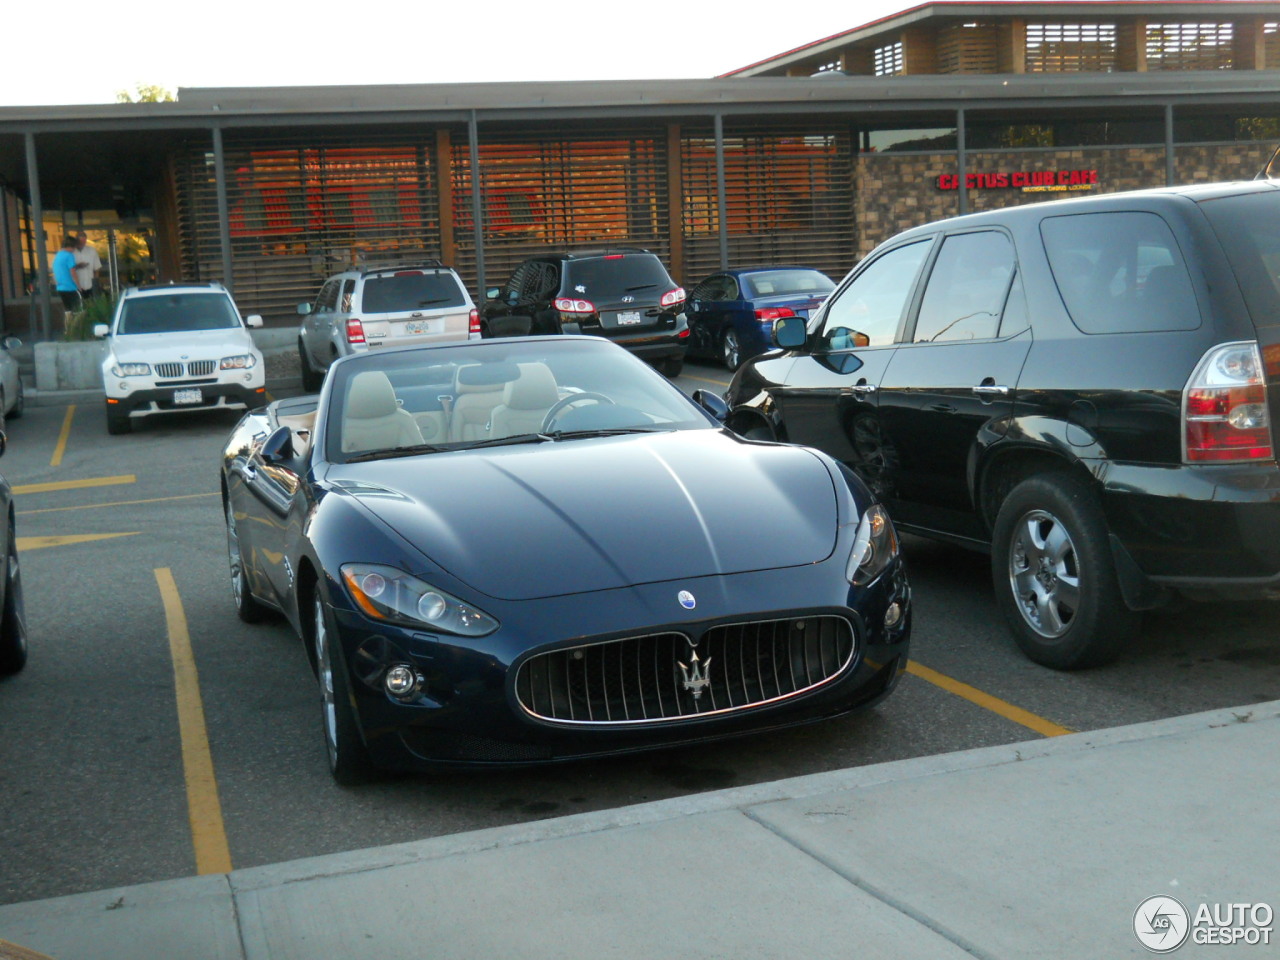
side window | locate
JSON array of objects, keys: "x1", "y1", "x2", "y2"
[
  {"x1": 315, "y1": 279, "x2": 339, "y2": 313},
  {"x1": 504, "y1": 263, "x2": 529, "y2": 301},
  {"x1": 913, "y1": 231, "x2": 1015, "y2": 343},
  {"x1": 999, "y1": 271, "x2": 1030, "y2": 337},
  {"x1": 819, "y1": 240, "x2": 931, "y2": 349},
  {"x1": 534, "y1": 263, "x2": 560, "y2": 299},
  {"x1": 340, "y1": 279, "x2": 355, "y2": 313},
  {"x1": 1042, "y1": 212, "x2": 1201, "y2": 333},
  {"x1": 722, "y1": 276, "x2": 740, "y2": 300},
  {"x1": 690, "y1": 276, "x2": 720, "y2": 301}
]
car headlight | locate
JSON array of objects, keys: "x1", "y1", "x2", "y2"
[
  {"x1": 220, "y1": 354, "x2": 258, "y2": 370},
  {"x1": 340, "y1": 563, "x2": 498, "y2": 637},
  {"x1": 846, "y1": 504, "x2": 899, "y2": 584},
  {"x1": 110, "y1": 362, "x2": 151, "y2": 377}
]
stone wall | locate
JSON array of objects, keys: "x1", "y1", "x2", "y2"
[{"x1": 854, "y1": 141, "x2": 1280, "y2": 258}]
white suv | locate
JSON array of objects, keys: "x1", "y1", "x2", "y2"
[
  {"x1": 296, "y1": 262, "x2": 478, "y2": 391},
  {"x1": 96, "y1": 283, "x2": 265, "y2": 435}
]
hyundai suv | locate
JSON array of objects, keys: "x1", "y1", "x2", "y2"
[
  {"x1": 97, "y1": 283, "x2": 265, "y2": 435},
  {"x1": 724, "y1": 181, "x2": 1280, "y2": 669},
  {"x1": 480, "y1": 249, "x2": 689, "y2": 376},
  {"x1": 296, "y1": 262, "x2": 478, "y2": 391}
]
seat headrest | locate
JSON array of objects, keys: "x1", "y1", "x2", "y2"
[
  {"x1": 503, "y1": 363, "x2": 559, "y2": 410},
  {"x1": 345, "y1": 371, "x2": 399, "y2": 419},
  {"x1": 455, "y1": 362, "x2": 520, "y2": 394}
]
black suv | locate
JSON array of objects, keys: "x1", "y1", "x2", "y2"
[
  {"x1": 724, "y1": 181, "x2": 1280, "y2": 669},
  {"x1": 479, "y1": 249, "x2": 689, "y2": 376}
]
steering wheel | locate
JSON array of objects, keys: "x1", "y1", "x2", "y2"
[{"x1": 541, "y1": 392, "x2": 616, "y2": 432}]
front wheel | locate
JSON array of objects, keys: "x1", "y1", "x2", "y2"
[
  {"x1": 0, "y1": 525, "x2": 28, "y2": 675},
  {"x1": 106, "y1": 403, "x2": 132, "y2": 435},
  {"x1": 225, "y1": 499, "x2": 269, "y2": 623},
  {"x1": 298, "y1": 340, "x2": 323, "y2": 392},
  {"x1": 991, "y1": 473, "x2": 1139, "y2": 669},
  {"x1": 9, "y1": 380, "x2": 23, "y2": 420},
  {"x1": 660, "y1": 355, "x2": 684, "y2": 378},
  {"x1": 720, "y1": 328, "x2": 741, "y2": 372},
  {"x1": 314, "y1": 593, "x2": 374, "y2": 784}
]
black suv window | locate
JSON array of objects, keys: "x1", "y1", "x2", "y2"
[
  {"x1": 819, "y1": 240, "x2": 931, "y2": 348},
  {"x1": 913, "y1": 231, "x2": 1015, "y2": 342},
  {"x1": 1199, "y1": 191, "x2": 1280, "y2": 330},
  {"x1": 361, "y1": 272, "x2": 466, "y2": 313},
  {"x1": 1042, "y1": 212, "x2": 1200, "y2": 333},
  {"x1": 563, "y1": 255, "x2": 673, "y2": 301}
]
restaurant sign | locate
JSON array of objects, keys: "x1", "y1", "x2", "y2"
[{"x1": 936, "y1": 169, "x2": 1099, "y2": 192}]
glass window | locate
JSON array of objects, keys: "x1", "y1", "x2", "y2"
[
  {"x1": 1199, "y1": 191, "x2": 1280, "y2": 329},
  {"x1": 819, "y1": 240, "x2": 931, "y2": 348},
  {"x1": 316, "y1": 279, "x2": 340, "y2": 312},
  {"x1": 913, "y1": 232, "x2": 1015, "y2": 343},
  {"x1": 340, "y1": 279, "x2": 355, "y2": 313},
  {"x1": 563, "y1": 255, "x2": 674, "y2": 301},
  {"x1": 1041, "y1": 212, "x2": 1201, "y2": 333},
  {"x1": 999, "y1": 271, "x2": 1030, "y2": 337},
  {"x1": 743, "y1": 269, "x2": 834, "y2": 299},
  {"x1": 361, "y1": 272, "x2": 466, "y2": 314},
  {"x1": 118, "y1": 293, "x2": 241, "y2": 335}
]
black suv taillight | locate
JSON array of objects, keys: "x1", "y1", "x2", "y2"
[{"x1": 1183, "y1": 341, "x2": 1273, "y2": 462}]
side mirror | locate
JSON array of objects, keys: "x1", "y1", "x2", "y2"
[
  {"x1": 297, "y1": 303, "x2": 312, "y2": 317},
  {"x1": 485, "y1": 287, "x2": 501, "y2": 301},
  {"x1": 93, "y1": 324, "x2": 109, "y2": 338},
  {"x1": 261, "y1": 425, "x2": 295, "y2": 464},
  {"x1": 773, "y1": 315, "x2": 808, "y2": 350},
  {"x1": 246, "y1": 315, "x2": 264, "y2": 328},
  {"x1": 691, "y1": 389, "x2": 729, "y2": 422}
]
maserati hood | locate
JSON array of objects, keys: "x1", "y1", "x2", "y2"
[{"x1": 328, "y1": 430, "x2": 840, "y2": 601}]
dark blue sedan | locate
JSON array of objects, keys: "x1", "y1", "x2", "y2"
[{"x1": 685, "y1": 267, "x2": 835, "y2": 371}]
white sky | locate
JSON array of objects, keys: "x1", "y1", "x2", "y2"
[{"x1": 3, "y1": 0, "x2": 943, "y2": 106}]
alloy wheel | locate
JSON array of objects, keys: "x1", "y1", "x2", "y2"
[
  {"x1": 315, "y1": 596, "x2": 338, "y2": 765},
  {"x1": 1008, "y1": 508, "x2": 1081, "y2": 638},
  {"x1": 721, "y1": 329, "x2": 740, "y2": 371},
  {"x1": 225, "y1": 501, "x2": 244, "y2": 607}
]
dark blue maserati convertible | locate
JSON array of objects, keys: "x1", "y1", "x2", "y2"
[{"x1": 221, "y1": 336, "x2": 910, "y2": 781}]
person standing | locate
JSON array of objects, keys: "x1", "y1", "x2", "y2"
[
  {"x1": 53, "y1": 235, "x2": 82, "y2": 313},
  {"x1": 74, "y1": 230, "x2": 102, "y2": 297}
]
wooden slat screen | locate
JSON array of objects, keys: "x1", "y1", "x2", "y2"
[
  {"x1": 1026, "y1": 22, "x2": 1118, "y2": 72},
  {"x1": 1146, "y1": 21, "x2": 1235, "y2": 70},
  {"x1": 937, "y1": 23, "x2": 1001, "y2": 74}
]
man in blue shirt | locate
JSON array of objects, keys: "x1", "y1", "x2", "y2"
[{"x1": 52, "y1": 235, "x2": 81, "y2": 312}]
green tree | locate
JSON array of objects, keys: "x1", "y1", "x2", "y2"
[{"x1": 116, "y1": 84, "x2": 176, "y2": 103}]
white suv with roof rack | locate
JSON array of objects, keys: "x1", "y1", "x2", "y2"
[
  {"x1": 96, "y1": 283, "x2": 265, "y2": 435},
  {"x1": 296, "y1": 261, "x2": 478, "y2": 391}
]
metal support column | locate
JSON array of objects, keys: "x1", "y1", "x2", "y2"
[
  {"x1": 957, "y1": 109, "x2": 968, "y2": 216},
  {"x1": 1165, "y1": 103, "x2": 1176, "y2": 186},
  {"x1": 212, "y1": 126, "x2": 234, "y2": 293},
  {"x1": 469, "y1": 111, "x2": 485, "y2": 296},
  {"x1": 714, "y1": 113, "x2": 728, "y2": 270},
  {"x1": 25, "y1": 133, "x2": 50, "y2": 342}
]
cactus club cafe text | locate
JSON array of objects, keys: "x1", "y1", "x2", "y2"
[{"x1": 936, "y1": 169, "x2": 1099, "y2": 190}]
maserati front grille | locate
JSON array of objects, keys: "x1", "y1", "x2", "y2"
[{"x1": 514, "y1": 616, "x2": 856, "y2": 725}]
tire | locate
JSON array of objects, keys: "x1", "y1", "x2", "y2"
[
  {"x1": 0, "y1": 524, "x2": 27, "y2": 676},
  {"x1": 225, "y1": 499, "x2": 269, "y2": 623},
  {"x1": 660, "y1": 355, "x2": 684, "y2": 378},
  {"x1": 313, "y1": 593, "x2": 374, "y2": 784},
  {"x1": 991, "y1": 472, "x2": 1139, "y2": 669},
  {"x1": 720, "y1": 328, "x2": 741, "y2": 372},
  {"x1": 9, "y1": 380, "x2": 23, "y2": 421},
  {"x1": 299, "y1": 339, "x2": 323, "y2": 392},
  {"x1": 106, "y1": 403, "x2": 132, "y2": 435}
]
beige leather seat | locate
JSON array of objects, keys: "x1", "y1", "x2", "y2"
[
  {"x1": 448, "y1": 365, "x2": 505, "y2": 442},
  {"x1": 341, "y1": 370, "x2": 423, "y2": 453},
  {"x1": 489, "y1": 363, "x2": 559, "y2": 438}
]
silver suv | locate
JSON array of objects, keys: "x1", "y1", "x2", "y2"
[{"x1": 296, "y1": 262, "x2": 478, "y2": 391}]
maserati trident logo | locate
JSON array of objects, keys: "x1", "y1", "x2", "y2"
[
  {"x1": 678, "y1": 650, "x2": 713, "y2": 701},
  {"x1": 678, "y1": 590, "x2": 696, "y2": 609}
]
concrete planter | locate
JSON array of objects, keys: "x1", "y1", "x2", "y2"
[{"x1": 34, "y1": 340, "x2": 106, "y2": 392}]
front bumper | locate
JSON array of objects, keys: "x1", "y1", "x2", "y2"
[
  {"x1": 326, "y1": 558, "x2": 911, "y2": 771},
  {"x1": 1101, "y1": 461, "x2": 1280, "y2": 598},
  {"x1": 107, "y1": 381, "x2": 267, "y2": 418}
]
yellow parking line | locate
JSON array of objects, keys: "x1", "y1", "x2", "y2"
[
  {"x1": 18, "y1": 492, "x2": 217, "y2": 516},
  {"x1": 12, "y1": 474, "x2": 136, "y2": 496},
  {"x1": 155, "y1": 568, "x2": 232, "y2": 875},
  {"x1": 906, "y1": 660, "x2": 1074, "y2": 738},
  {"x1": 50, "y1": 405, "x2": 76, "y2": 467},
  {"x1": 684, "y1": 374, "x2": 730, "y2": 387},
  {"x1": 18, "y1": 532, "x2": 138, "y2": 551}
]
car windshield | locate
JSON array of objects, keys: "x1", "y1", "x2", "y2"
[
  {"x1": 743, "y1": 269, "x2": 835, "y2": 299},
  {"x1": 361, "y1": 272, "x2": 467, "y2": 313},
  {"x1": 326, "y1": 338, "x2": 709, "y2": 461},
  {"x1": 117, "y1": 293, "x2": 241, "y2": 334},
  {"x1": 563, "y1": 256, "x2": 673, "y2": 302}
]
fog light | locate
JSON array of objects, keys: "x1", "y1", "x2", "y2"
[
  {"x1": 384, "y1": 664, "x2": 418, "y2": 699},
  {"x1": 884, "y1": 602, "x2": 902, "y2": 629}
]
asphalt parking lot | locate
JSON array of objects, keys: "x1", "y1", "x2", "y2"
[{"x1": 0, "y1": 359, "x2": 1277, "y2": 907}]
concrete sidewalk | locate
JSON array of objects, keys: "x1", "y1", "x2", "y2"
[{"x1": 1, "y1": 701, "x2": 1276, "y2": 960}]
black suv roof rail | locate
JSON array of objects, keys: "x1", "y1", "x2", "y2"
[
  {"x1": 561, "y1": 247, "x2": 652, "y2": 259},
  {"x1": 355, "y1": 259, "x2": 447, "y2": 275}
]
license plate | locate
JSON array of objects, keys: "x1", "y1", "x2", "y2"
[
  {"x1": 173, "y1": 388, "x2": 202, "y2": 405},
  {"x1": 404, "y1": 319, "x2": 434, "y2": 335},
  {"x1": 617, "y1": 311, "x2": 642, "y2": 325}
]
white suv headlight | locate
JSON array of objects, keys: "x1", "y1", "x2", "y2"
[
  {"x1": 220, "y1": 354, "x2": 258, "y2": 370},
  {"x1": 110, "y1": 362, "x2": 151, "y2": 377}
]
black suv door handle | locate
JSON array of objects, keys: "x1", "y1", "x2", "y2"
[
  {"x1": 972, "y1": 384, "x2": 1010, "y2": 396},
  {"x1": 849, "y1": 383, "x2": 877, "y2": 395}
]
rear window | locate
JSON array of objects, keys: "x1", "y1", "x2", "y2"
[
  {"x1": 117, "y1": 293, "x2": 240, "y2": 334},
  {"x1": 360, "y1": 272, "x2": 466, "y2": 314},
  {"x1": 563, "y1": 256, "x2": 674, "y2": 302},
  {"x1": 743, "y1": 270, "x2": 834, "y2": 299},
  {"x1": 1199, "y1": 191, "x2": 1280, "y2": 330},
  {"x1": 1041, "y1": 212, "x2": 1201, "y2": 334}
]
